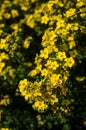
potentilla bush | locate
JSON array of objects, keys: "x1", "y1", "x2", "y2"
[
  {"x1": 18, "y1": 0, "x2": 86, "y2": 129},
  {"x1": 0, "y1": 0, "x2": 86, "y2": 130}
]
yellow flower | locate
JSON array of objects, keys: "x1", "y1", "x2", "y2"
[
  {"x1": 48, "y1": 31, "x2": 57, "y2": 41},
  {"x1": 80, "y1": 13, "x2": 86, "y2": 18},
  {"x1": 10, "y1": 23, "x2": 19, "y2": 30},
  {"x1": 76, "y1": 1, "x2": 84, "y2": 8},
  {"x1": 72, "y1": 23, "x2": 79, "y2": 31},
  {"x1": 57, "y1": 51, "x2": 66, "y2": 61},
  {"x1": 42, "y1": 30, "x2": 56, "y2": 46},
  {"x1": 58, "y1": 1, "x2": 64, "y2": 7},
  {"x1": 0, "y1": 52, "x2": 9, "y2": 61},
  {"x1": 36, "y1": 64, "x2": 42, "y2": 72},
  {"x1": 41, "y1": 14, "x2": 49, "y2": 24},
  {"x1": 19, "y1": 79, "x2": 28, "y2": 92},
  {"x1": 29, "y1": 69, "x2": 37, "y2": 77},
  {"x1": 46, "y1": 60, "x2": 52, "y2": 65},
  {"x1": 40, "y1": 49, "x2": 49, "y2": 59},
  {"x1": 46, "y1": 46, "x2": 53, "y2": 54},
  {"x1": 69, "y1": 41, "x2": 76, "y2": 49},
  {"x1": 32, "y1": 100, "x2": 48, "y2": 112},
  {"x1": 50, "y1": 94, "x2": 59, "y2": 105},
  {"x1": 63, "y1": 75, "x2": 68, "y2": 82},
  {"x1": 52, "y1": 45, "x2": 58, "y2": 52},
  {"x1": 56, "y1": 19, "x2": 65, "y2": 29},
  {"x1": 11, "y1": 10, "x2": 19, "y2": 18},
  {"x1": 3, "y1": 13, "x2": 11, "y2": 19},
  {"x1": 65, "y1": 57, "x2": 75, "y2": 68},
  {"x1": 65, "y1": 8, "x2": 76, "y2": 18},
  {"x1": 21, "y1": 6, "x2": 28, "y2": 11},
  {"x1": 41, "y1": 68, "x2": 48, "y2": 77},
  {"x1": 23, "y1": 36, "x2": 32, "y2": 48},
  {"x1": 0, "y1": 62, "x2": 5, "y2": 73},
  {"x1": 0, "y1": 39, "x2": 8, "y2": 49},
  {"x1": 26, "y1": 15, "x2": 35, "y2": 28},
  {"x1": 23, "y1": 40, "x2": 30, "y2": 48},
  {"x1": 0, "y1": 24, "x2": 5, "y2": 28},
  {"x1": 25, "y1": 93, "x2": 32, "y2": 100},
  {"x1": 45, "y1": 60, "x2": 59, "y2": 70},
  {"x1": 50, "y1": 61, "x2": 59, "y2": 70},
  {"x1": 50, "y1": 74, "x2": 60, "y2": 87},
  {"x1": 66, "y1": 23, "x2": 72, "y2": 30},
  {"x1": 68, "y1": 36, "x2": 74, "y2": 41}
]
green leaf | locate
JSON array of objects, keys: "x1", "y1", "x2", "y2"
[{"x1": 47, "y1": 122, "x2": 52, "y2": 129}]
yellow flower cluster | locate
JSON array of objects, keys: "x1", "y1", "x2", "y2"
[
  {"x1": 21, "y1": 34, "x2": 75, "y2": 112},
  {"x1": 0, "y1": 0, "x2": 35, "y2": 83},
  {"x1": 18, "y1": 0, "x2": 86, "y2": 113},
  {"x1": 19, "y1": 44, "x2": 75, "y2": 111}
]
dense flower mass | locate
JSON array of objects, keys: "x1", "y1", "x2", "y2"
[
  {"x1": 18, "y1": 0, "x2": 86, "y2": 113},
  {"x1": 0, "y1": 0, "x2": 86, "y2": 129}
]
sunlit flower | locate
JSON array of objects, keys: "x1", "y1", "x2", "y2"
[
  {"x1": 41, "y1": 14, "x2": 49, "y2": 24},
  {"x1": 64, "y1": 57, "x2": 75, "y2": 68},
  {"x1": 57, "y1": 51, "x2": 66, "y2": 61},
  {"x1": 41, "y1": 68, "x2": 48, "y2": 77}
]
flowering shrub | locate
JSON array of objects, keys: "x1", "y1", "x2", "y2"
[{"x1": 0, "y1": 0, "x2": 86, "y2": 129}]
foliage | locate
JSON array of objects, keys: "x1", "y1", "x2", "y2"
[{"x1": 0, "y1": 0, "x2": 86, "y2": 130}]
